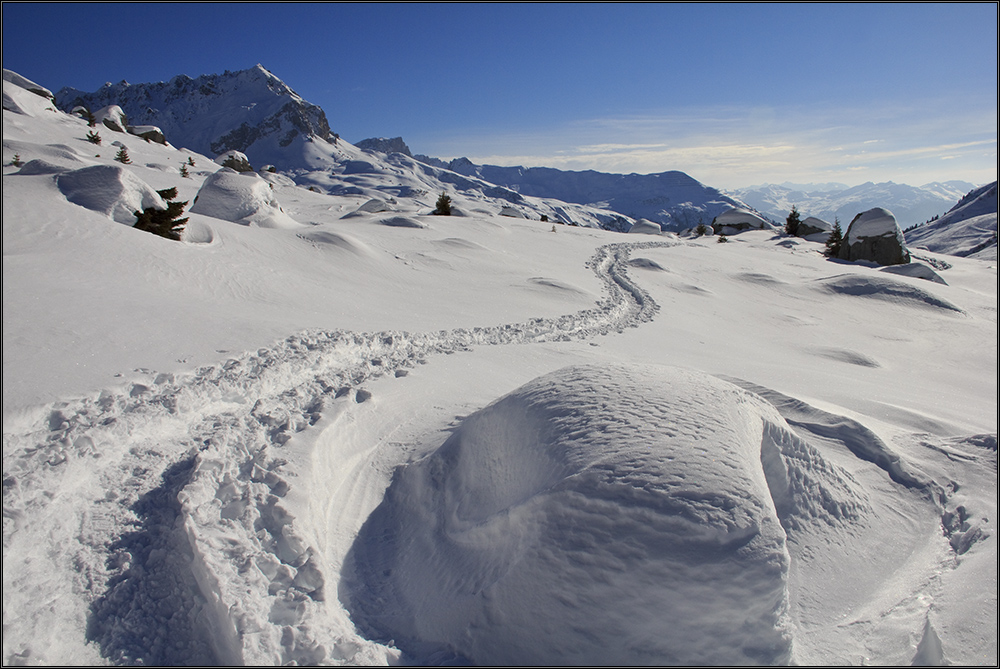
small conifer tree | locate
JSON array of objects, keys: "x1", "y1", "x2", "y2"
[
  {"x1": 785, "y1": 205, "x2": 801, "y2": 236},
  {"x1": 435, "y1": 192, "x2": 452, "y2": 216},
  {"x1": 180, "y1": 164, "x2": 190, "y2": 178},
  {"x1": 84, "y1": 108, "x2": 97, "y2": 127},
  {"x1": 825, "y1": 217, "x2": 844, "y2": 258},
  {"x1": 114, "y1": 146, "x2": 132, "y2": 164},
  {"x1": 717, "y1": 234, "x2": 729, "y2": 243},
  {"x1": 187, "y1": 156, "x2": 196, "y2": 166},
  {"x1": 10, "y1": 154, "x2": 23, "y2": 167},
  {"x1": 87, "y1": 130, "x2": 102, "y2": 145},
  {"x1": 695, "y1": 223, "x2": 708, "y2": 236},
  {"x1": 133, "y1": 187, "x2": 188, "y2": 241}
]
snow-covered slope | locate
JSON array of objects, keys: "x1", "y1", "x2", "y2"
[
  {"x1": 436, "y1": 158, "x2": 753, "y2": 232},
  {"x1": 4, "y1": 69, "x2": 997, "y2": 667},
  {"x1": 906, "y1": 181, "x2": 998, "y2": 260},
  {"x1": 55, "y1": 64, "x2": 335, "y2": 171},
  {"x1": 731, "y1": 180, "x2": 979, "y2": 230},
  {"x1": 54, "y1": 68, "x2": 633, "y2": 230}
]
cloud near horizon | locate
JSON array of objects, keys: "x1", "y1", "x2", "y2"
[{"x1": 422, "y1": 103, "x2": 997, "y2": 189}]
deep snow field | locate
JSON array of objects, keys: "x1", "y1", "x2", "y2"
[{"x1": 3, "y1": 78, "x2": 998, "y2": 666}]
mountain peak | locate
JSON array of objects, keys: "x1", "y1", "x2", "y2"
[{"x1": 55, "y1": 65, "x2": 334, "y2": 168}]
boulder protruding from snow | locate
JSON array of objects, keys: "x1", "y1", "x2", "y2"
[
  {"x1": 798, "y1": 216, "x2": 833, "y2": 239},
  {"x1": 838, "y1": 207, "x2": 910, "y2": 266},
  {"x1": 95, "y1": 105, "x2": 129, "y2": 133},
  {"x1": 214, "y1": 150, "x2": 253, "y2": 172},
  {"x1": 2, "y1": 69, "x2": 54, "y2": 100},
  {"x1": 355, "y1": 137, "x2": 413, "y2": 157},
  {"x1": 56, "y1": 164, "x2": 166, "y2": 225},
  {"x1": 711, "y1": 207, "x2": 771, "y2": 235},
  {"x1": 128, "y1": 125, "x2": 167, "y2": 145},
  {"x1": 190, "y1": 168, "x2": 300, "y2": 228},
  {"x1": 627, "y1": 218, "x2": 663, "y2": 235}
]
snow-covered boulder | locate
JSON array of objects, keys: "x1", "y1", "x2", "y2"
[
  {"x1": 56, "y1": 165, "x2": 166, "y2": 225},
  {"x1": 345, "y1": 364, "x2": 811, "y2": 665},
  {"x1": 95, "y1": 105, "x2": 129, "y2": 133},
  {"x1": 127, "y1": 125, "x2": 167, "y2": 145},
  {"x1": 499, "y1": 206, "x2": 524, "y2": 218},
  {"x1": 838, "y1": 207, "x2": 910, "y2": 266},
  {"x1": 711, "y1": 207, "x2": 770, "y2": 235},
  {"x1": 190, "y1": 168, "x2": 300, "y2": 228},
  {"x1": 214, "y1": 150, "x2": 253, "y2": 172},
  {"x1": 627, "y1": 218, "x2": 663, "y2": 235},
  {"x1": 798, "y1": 216, "x2": 833, "y2": 239},
  {"x1": 3, "y1": 69, "x2": 54, "y2": 99},
  {"x1": 341, "y1": 198, "x2": 395, "y2": 219}
]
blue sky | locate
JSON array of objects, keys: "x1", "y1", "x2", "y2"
[{"x1": 3, "y1": 3, "x2": 996, "y2": 188}]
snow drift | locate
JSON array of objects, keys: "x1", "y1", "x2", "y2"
[
  {"x1": 342, "y1": 363, "x2": 875, "y2": 665},
  {"x1": 56, "y1": 164, "x2": 166, "y2": 224},
  {"x1": 190, "y1": 167, "x2": 300, "y2": 228}
]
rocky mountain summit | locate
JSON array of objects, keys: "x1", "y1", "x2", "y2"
[{"x1": 55, "y1": 65, "x2": 335, "y2": 170}]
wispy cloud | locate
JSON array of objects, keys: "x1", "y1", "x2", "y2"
[{"x1": 420, "y1": 101, "x2": 997, "y2": 188}]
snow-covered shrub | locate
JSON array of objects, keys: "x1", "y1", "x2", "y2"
[
  {"x1": 435, "y1": 192, "x2": 452, "y2": 216},
  {"x1": 133, "y1": 187, "x2": 188, "y2": 241}
]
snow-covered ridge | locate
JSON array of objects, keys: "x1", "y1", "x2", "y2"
[
  {"x1": 906, "y1": 181, "x2": 998, "y2": 260},
  {"x1": 55, "y1": 64, "x2": 334, "y2": 169},
  {"x1": 730, "y1": 180, "x2": 980, "y2": 231}
]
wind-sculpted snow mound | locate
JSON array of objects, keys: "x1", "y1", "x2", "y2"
[
  {"x1": 344, "y1": 364, "x2": 873, "y2": 665},
  {"x1": 190, "y1": 168, "x2": 301, "y2": 229},
  {"x1": 56, "y1": 164, "x2": 166, "y2": 225},
  {"x1": 814, "y1": 273, "x2": 963, "y2": 313}
]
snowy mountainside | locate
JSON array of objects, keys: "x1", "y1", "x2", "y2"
[
  {"x1": 424, "y1": 156, "x2": 754, "y2": 232},
  {"x1": 4, "y1": 67, "x2": 997, "y2": 667},
  {"x1": 54, "y1": 64, "x2": 334, "y2": 171},
  {"x1": 53, "y1": 67, "x2": 631, "y2": 229},
  {"x1": 730, "y1": 180, "x2": 979, "y2": 230},
  {"x1": 906, "y1": 181, "x2": 998, "y2": 260}
]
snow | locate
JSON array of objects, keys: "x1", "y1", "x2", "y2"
[
  {"x1": 56, "y1": 164, "x2": 166, "y2": 224},
  {"x1": 847, "y1": 206, "x2": 902, "y2": 239},
  {"x1": 189, "y1": 168, "x2": 301, "y2": 229},
  {"x1": 3, "y1": 70, "x2": 998, "y2": 667}
]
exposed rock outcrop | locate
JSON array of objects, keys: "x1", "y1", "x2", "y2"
[{"x1": 838, "y1": 207, "x2": 910, "y2": 265}]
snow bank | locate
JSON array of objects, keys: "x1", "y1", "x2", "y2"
[
  {"x1": 343, "y1": 364, "x2": 796, "y2": 665},
  {"x1": 815, "y1": 273, "x2": 962, "y2": 312},
  {"x1": 627, "y1": 218, "x2": 663, "y2": 234},
  {"x1": 56, "y1": 164, "x2": 166, "y2": 224},
  {"x1": 190, "y1": 168, "x2": 301, "y2": 228}
]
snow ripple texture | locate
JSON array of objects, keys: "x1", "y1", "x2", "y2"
[
  {"x1": 342, "y1": 364, "x2": 809, "y2": 665},
  {"x1": 2, "y1": 241, "x2": 669, "y2": 666}
]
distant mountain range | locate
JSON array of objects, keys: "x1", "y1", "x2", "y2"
[
  {"x1": 728, "y1": 181, "x2": 978, "y2": 230},
  {"x1": 905, "y1": 181, "x2": 997, "y2": 260},
  {"x1": 51, "y1": 64, "x2": 994, "y2": 247}
]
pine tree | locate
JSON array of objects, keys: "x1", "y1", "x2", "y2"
[
  {"x1": 180, "y1": 164, "x2": 190, "y2": 178},
  {"x1": 133, "y1": 187, "x2": 188, "y2": 241},
  {"x1": 187, "y1": 156, "x2": 196, "y2": 166},
  {"x1": 435, "y1": 192, "x2": 452, "y2": 216},
  {"x1": 824, "y1": 217, "x2": 844, "y2": 258},
  {"x1": 84, "y1": 108, "x2": 97, "y2": 127},
  {"x1": 785, "y1": 205, "x2": 801, "y2": 236},
  {"x1": 87, "y1": 130, "x2": 102, "y2": 145},
  {"x1": 114, "y1": 146, "x2": 131, "y2": 164}
]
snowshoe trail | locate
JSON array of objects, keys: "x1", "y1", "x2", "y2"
[{"x1": 2, "y1": 240, "x2": 671, "y2": 665}]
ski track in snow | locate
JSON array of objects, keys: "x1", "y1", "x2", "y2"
[{"x1": 2, "y1": 240, "x2": 671, "y2": 665}]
